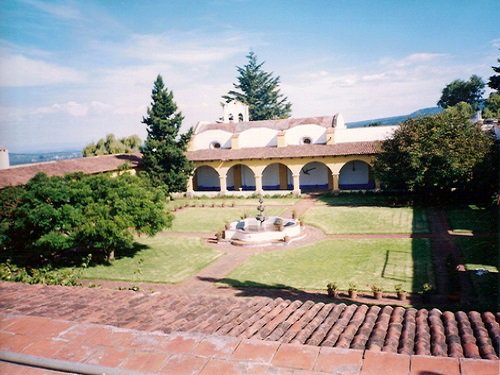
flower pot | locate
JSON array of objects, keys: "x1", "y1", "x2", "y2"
[
  {"x1": 374, "y1": 291, "x2": 383, "y2": 300},
  {"x1": 327, "y1": 290, "x2": 338, "y2": 298},
  {"x1": 397, "y1": 292, "x2": 407, "y2": 301},
  {"x1": 348, "y1": 290, "x2": 357, "y2": 299}
]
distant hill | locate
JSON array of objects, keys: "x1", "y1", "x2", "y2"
[
  {"x1": 346, "y1": 107, "x2": 443, "y2": 128},
  {"x1": 9, "y1": 151, "x2": 82, "y2": 166}
]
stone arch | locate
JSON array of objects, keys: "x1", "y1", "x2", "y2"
[
  {"x1": 227, "y1": 164, "x2": 256, "y2": 191},
  {"x1": 338, "y1": 160, "x2": 375, "y2": 190},
  {"x1": 193, "y1": 165, "x2": 220, "y2": 191},
  {"x1": 262, "y1": 163, "x2": 293, "y2": 191},
  {"x1": 299, "y1": 161, "x2": 332, "y2": 191}
]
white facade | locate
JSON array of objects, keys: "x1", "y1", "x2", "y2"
[
  {"x1": 0, "y1": 148, "x2": 9, "y2": 170},
  {"x1": 222, "y1": 101, "x2": 249, "y2": 123}
]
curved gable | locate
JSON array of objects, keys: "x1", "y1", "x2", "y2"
[
  {"x1": 190, "y1": 129, "x2": 233, "y2": 150},
  {"x1": 285, "y1": 124, "x2": 327, "y2": 145},
  {"x1": 239, "y1": 127, "x2": 278, "y2": 148}
]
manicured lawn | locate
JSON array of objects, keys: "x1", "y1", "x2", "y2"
[
  {"x1": 82, "y1": 236, "x2": 222, "y2": 283},
  {"x1": 223, "y1": 238, "x2": 433, "y2": 292},
  {"x1": 447, "y1": 205, "x2": 497, "y2": 234},
  {"x1": 454, "y1": 237, "x2": 499, "y2": 310},
  {"x1": 167, "y1": 197, "x2": 298, "y2": 210},
  {"x1": 168, "y1": 206, "x2": 287, "y2": 233},
  {"x1": 304, "y1": 206, "x2": 429, "y2": 234}
]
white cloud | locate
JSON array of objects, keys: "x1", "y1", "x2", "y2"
[
  {"x1": 379, "y1": 53, "x2": 448, "y2": 67},
  {"x1": 33, "y1": 101, "x2": 111, "y2": 117},
  {"x1": 21, "y1": 0, "x2": 82, "y2": 20},
  {"x1": 0, "y1": 52, "x2": 86, "y2": 87}
]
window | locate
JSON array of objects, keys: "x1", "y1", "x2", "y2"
[
  {"x1": 210, "y1": 142, "x2": 221, "y2": 149},
  {"x1": 302, "y1": 137, "x2": 312, "y2": 145},
  {"x1": 238, "y1": 113, "x2": 244, "y2": 122},
  {"x1": 228, "y1": 114, "x2": 234, "y2": 121}
]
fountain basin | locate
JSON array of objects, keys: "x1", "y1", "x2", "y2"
[{"x1": 224, "y1": 216, "x2": 302, "y2": 246}]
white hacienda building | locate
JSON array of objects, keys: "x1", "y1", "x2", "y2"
[{"x1": 186, "y1": 102, "x2": 398, "y2": 196}]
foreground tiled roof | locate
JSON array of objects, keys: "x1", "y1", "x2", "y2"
[
  {"x1": 187, "y1": 141, "x2": 380, "y2": 162},
  {"x1": 194, "y1": 116, "x2": 337, "y2": 134},
  {"x1": 1, "y1": 283, "x2": 498, "y2": 360},
  {"x1": 0, "y1": 153, "x2": 142, "y2": 189}
]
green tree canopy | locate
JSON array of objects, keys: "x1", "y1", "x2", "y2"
[
  {"x1": 488, "y1": 53, "x2": 500, "y2": 92},
  {"x1": 83, "y1": 134, "x2": 142, "y2": 157},
  {"x1": 141, "y1": 75, "x2": 193, "y2": 192},
  {"x1": 437, "y1": 75, "x2": 485, "y2": 110},
  {"x1": 0, "y1": 173, "x2": 170, "y2": 264},
  {"x1": 374, "y1": 113, "x2": 495, "y2": 197},
  {"x1": 223, "y1": 52, "x2": 292, "y2": 120},
  {"x1": 483, "y1": 93, "x2": 500, "y2": 118}
]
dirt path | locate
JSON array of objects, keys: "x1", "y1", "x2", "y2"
[{"x1": 427, "y1": 209, "x2": 475, "y2": 306}]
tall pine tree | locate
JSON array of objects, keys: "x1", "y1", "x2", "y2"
[
  {"x1": 223, "y1": 52, "x2": 292, "y2": 120},
  {"x1": 141, "y1": 75, "x2": 193, "y2": 192}
]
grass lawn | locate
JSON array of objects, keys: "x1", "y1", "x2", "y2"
[
  {"x1": 223, "y1": 238, "x2": 433, "y2": 292},
  {"x1": 304, "y1": 206, "x2": 429, "y2": 234},
  {"x1": 447, "y1": 205, "x2": 497, "y2": 234},
  {"x1": 168, "y1": 206, "x2": 287, "y2": 233},
  {"x1": 82, "y1": 236, "x2": 222, "y2": 283},
  {"x1": 454, "y1": 237, "x2": 499, "y2": 310},
  {"x1": 167, "y1": 196, "x2": 298, "y2": 210}
]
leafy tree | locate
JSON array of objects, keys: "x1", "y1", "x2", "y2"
[
  {"x1": 83, "y1": 134, "x2": 142, "y2": 157},
  {"x1": 374, "y1": 112, "x2": 494, "y2": 197},
  {"x1": 141, "y1": 75, "x2": 193, "y2": 192},
  {"x1": 223, "y1": 51, "x2": 292, "y2": 120},
  {"x1": 0, "y1": 173, "x2": 170, "y2": 264},
  {"x1": 488, "y1": 53, "x2": 500, "y2": 92},
  {"x1": 483, "y1": 93, "x2": 500, "y2": 118},
  {"x1": 437, "y1": 75, "x2": 485, "y2": 110},
  {"x1": 443, "y1": 102, "x2": 474, "y2": 118}
]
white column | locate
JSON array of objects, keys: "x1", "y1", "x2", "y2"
[
  {"x1": 186, "y1": 176, "x2": 194, "y2": 197},
  {"x1": 219, "y1": 175, "x2": 227, "y2": 195},
  {"x1": 255, "y1": 174, "x2": 263, "y2": 194},
  {"x1": 292, "y1": 174, "x2": 301, "y2": 196}
]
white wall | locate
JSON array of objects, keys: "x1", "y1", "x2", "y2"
[
  {"x1": 191, "y1": 129, "x2": 233, "y2": 150},
  {"x1": 285, "y1": 124, "x2": 327, "y2": 145},
  {"x1": 239, "y1": 128, "x2": 278, "y2": 148},
  {"x1": 335, "y1": 125, "x2": 398, "y2": 143},
  {"x1": 195, "y1": 166, "x2": 220, "y2": 189},
  {"x1": 299, "y1": 162, "x2": 329, "y2": 186},
  {"x1": 339, "y1": 161, "x2": 369, "y2": 185},
  {"x1": 226, "y1": 165, "x2": 255, "y2": 188}
]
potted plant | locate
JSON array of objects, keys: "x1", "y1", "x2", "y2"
[
  {"x1": 395, "y1": 284, "x2": 407, "y2": 301},
  {"x1": 420, "y1": 283, "x2": 434, "y2": 303},
  {"x1": 224, "y1": 221, "x2": 231, "y2": 230},
  {"x1": 371, "y1": 284, "x2": 383, "y2": 300},
  {"x1": 214, "y1": 231, "x2": 223, "y2": 242},
  {"x1": 348, "y1": 283, "x2": 358, "y2": 299},
  {"x1": 292, "y1": 210, "x2": 297, "y2": 219},
  {"x1": 327, "y1": 282, "x2": 339, "y2": 298}
]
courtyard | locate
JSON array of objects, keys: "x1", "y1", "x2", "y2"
[{"x1": 69, "y1": 193, "x2": 497, "y2": 310}]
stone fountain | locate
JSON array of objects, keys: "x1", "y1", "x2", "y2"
[{"x1": 224, "y1": 196, "x2": 304, "y2": 246}]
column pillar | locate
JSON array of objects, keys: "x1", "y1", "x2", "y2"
[
  {"x1": 375, "y1": 179, "x2": 381, "y2": 191},
  {"x1": 332, "y1": 173, "x2": 339, "y2": 192},
  {"x1": 219, "y1": 175, "x2": 227, "y2": 195},
  {"x1": 254, "y1": 174, "x2": 263, "y2": 194},
  {"x1": 186, "y1": 176, "x2": 194, "y2": 197},
  {"x1": 292, "y1": 174, "x2": 301, "y2": 196}
]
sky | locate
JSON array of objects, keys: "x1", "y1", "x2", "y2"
[{"x1": 0, "y1": 0, "x2": 498, "y2": 152}]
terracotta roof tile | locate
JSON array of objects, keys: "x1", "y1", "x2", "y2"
[
  {"x1": 0, "y1": 153, "x2": 142, "y2": 189},
  {"x1": 187, "y1": 141, "x2": 380, "y2": 162},
  {"x1": 1, "y1": 282, "x2": 499, "y2": 361}
]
